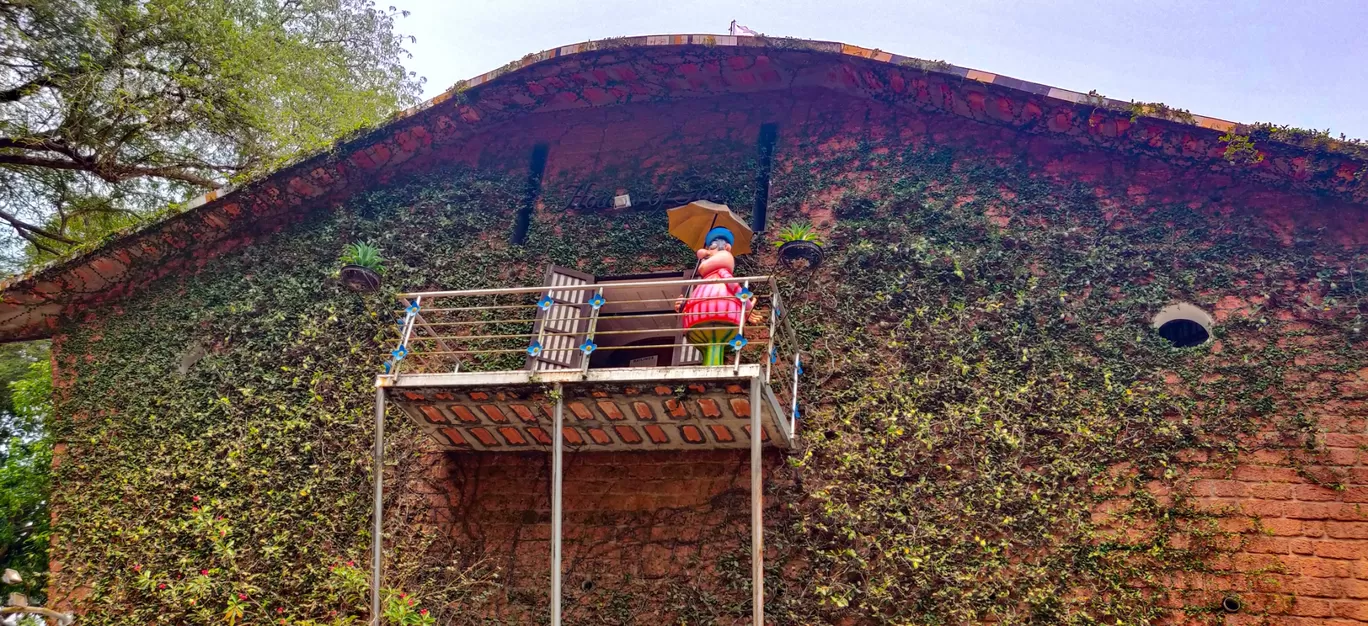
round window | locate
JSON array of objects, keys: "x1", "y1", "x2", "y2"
[{"x1": 1152, "y1": 303, "x2": 1213, "y2": 348}]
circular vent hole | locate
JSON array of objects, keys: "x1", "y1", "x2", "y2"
[
  {"x1": 1221, "y1": 595, "x2": 1242, "y2": 613},
  {"x1": 1152, "y1": 303, "x2": 1214, "y2": 348},
  {"x1": 1158, "y1": 319, "x2": 1209, "y2": 347}
]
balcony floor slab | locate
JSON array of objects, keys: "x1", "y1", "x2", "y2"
[{"x1": 385, "y1": 366, "x2": 794, "y2": 452}]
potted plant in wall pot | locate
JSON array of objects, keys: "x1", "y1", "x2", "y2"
[
  {"x1": 773, "y1": 221, "x2": 825, "y2": 270},
  {"x1": 339, "y1": 242, "x2": 384, "y2": 292}
]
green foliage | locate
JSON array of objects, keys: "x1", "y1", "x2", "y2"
[
  {"x1": 897, "y1": 58, "x2": 953, "y2": 72},
  {"x1": 1, "y1": 353, "x2": 54, "y2": 603},
  {"x1": 0, "y1": 0, "x2": 423, "y2": 267},
  {"x1": 0, "y1": 342, "x2": 47, "y2": 421},
  {"x1": 1219, "y1": 133, "x2": 1264, "y2": 165},
  {"x1": 1245, "y1": 123, "x2": 1368, "y2": 159},
  {"x1": 380, "y1": 589, "x2": 435, "y2": 626},
  {"x1": 761, "y1": 144, "x2": 1363, "y2": 624},
  {"x1": 1129, "y1": 101, "x2": 1196, "y2": 124},
  {"x1": 340, "y1": 242, "x2": 384, "y2": 273},
  {"x1": 47, "y1": 140, "x2": 1366, "y2": 624},
  {"x1": 771, "y1": 222, "x2": 824, "y2": 247}
]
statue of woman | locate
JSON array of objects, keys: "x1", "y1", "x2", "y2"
[{"x1": 675, "y1": 226, "x2": 753, "y2": 366}]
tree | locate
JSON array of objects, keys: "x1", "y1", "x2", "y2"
[
  {"x1": 0, "y1": 0, "x2": 423, "y2": 266},
  {"x1": 0, "y1": 346, "x2": 51, "y2": 603}
]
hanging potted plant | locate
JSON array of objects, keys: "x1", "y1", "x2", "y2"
[
  {"x1": 773, "y1": 221, "x2": 825, "y2": 270},
  {"x1": 339, "y1": 242, "x2": 384, "y2": 292}
]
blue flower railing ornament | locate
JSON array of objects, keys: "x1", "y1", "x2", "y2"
[
  {"x1": 588, "y1": 293, "x2": 607, "y2": 310},
  {"x1": 736, "y1": 287, "x2": 753, "y2": 302},
  {"x1": 526, "y1": 340, "x2": 544, "y2": 357},
  {"x1": 579, "y1": 341, "x2": 597, "y2": 355},
  {"x1": 391, "y1": 345, "x2": 409, "y2": 361},
  {"x1": 729, "y1": 335, "x2": 749, "y2": 351},
  {"x1": 537, "y1": 295, "x2": 555, "y2": 311}
]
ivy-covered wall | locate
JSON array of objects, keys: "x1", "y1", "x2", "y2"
[{"x1": 47, "y1": 88, "x2": 1368, "y2": 625}]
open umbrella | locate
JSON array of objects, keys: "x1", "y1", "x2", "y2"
[{"x1": 666, "y1": 200, "x2": 753, "y2": 255}]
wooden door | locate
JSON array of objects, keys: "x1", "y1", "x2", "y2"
[{"x1": 526, "y1": 265, "x2": 595, "y2": 371}]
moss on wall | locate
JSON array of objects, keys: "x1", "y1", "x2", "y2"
[{"x1": 49, "y1": 136, "x2": 1367, "y2": 624}]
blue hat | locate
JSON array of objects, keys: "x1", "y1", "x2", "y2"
[{"x1": 705, "y1": 226, "x2": 734, "y2": 247}]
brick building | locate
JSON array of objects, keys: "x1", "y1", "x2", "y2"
[{"x1": 2, "y1": 35, "x2": 1367, "y2": 625}]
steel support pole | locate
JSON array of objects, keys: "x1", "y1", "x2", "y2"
[
  {"x1": 371, "y1": 386, "x2": 385, "y2": 626},
  {"x1": 750, "y1": 377, "x2": 764, "y2": 625},
  {"x1": 551, "y1": 384, "x2": 565, "y2": 626}
]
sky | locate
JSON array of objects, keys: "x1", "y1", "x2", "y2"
[{"x1": 397, "y1": 0, "x2": 1368, "y2": 140}]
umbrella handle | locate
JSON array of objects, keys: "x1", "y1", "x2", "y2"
[
  {"x1": 682, "y1": 214, "x2": 718, "y2": 302},
  {"x1": 675, "y1": 256, "x2": 700, "y2": 306}
]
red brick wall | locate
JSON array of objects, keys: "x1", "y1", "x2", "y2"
[
  {"x1": 44, "y1": 82, "x2": 1368, "y2": 622},
  {"x1": 409, "y1": 88, "x2": 1368, "y2": 623},
  {"x1": 414, "y1": 450, "x2": 784, "y2": 621},
  {"x1": 1190, "y1": 397, "x2": 1368, "y2": 623}
]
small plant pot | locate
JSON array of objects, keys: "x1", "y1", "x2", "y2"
[
  {"x1": 777, "y1": 240, "x2": 824, "y2": 270},
  {"x1": 339, "y1": 265, "x2": 382, "y2": 292}
]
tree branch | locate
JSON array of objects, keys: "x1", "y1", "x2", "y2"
[
  {"x1": 0, "y1": 152, "x2": 220, "y2": 188},
  {"x1": 0, "y1": 207, "x2": 75, "y2": 254},
  {"x1": 0, "y1": 73, "x2": 56, "y2": 103}
]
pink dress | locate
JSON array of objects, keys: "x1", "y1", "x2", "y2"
[{"x1": 682, "y1": 267, "x2": 750, "y2": 329}]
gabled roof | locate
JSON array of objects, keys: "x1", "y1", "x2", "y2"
[{"x1": 1, "y1": 34, "x2": 1365, "y2": 342}]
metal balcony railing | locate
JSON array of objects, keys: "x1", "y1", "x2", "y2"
[
  {"x1": 366, "y1": 276, "x2": 803, "y2": 626},
  {"x1": 380, "y1": 275, "x2": 803, "y2": 436}
]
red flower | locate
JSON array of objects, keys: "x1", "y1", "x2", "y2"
[
  {"x1": 157, "y1": 583, "x2": 166, "y2": 589},
  {"x1": 238, "y1": 593, "x2": 247, "y2": 600},
  {"x1": 346, "y1": 560, "x2": 354, "y2": 567},
  {"x1": 277, "y1": 607, "x2": 285, "y2": 613},
  {"x1": 132, "y1": 564, "x2": 141, "y2": 572},
  {"x1": 200, "y1": 569, "x2": 209, "y2": 576},
  {"x1": 192, "y1": 495, "x2": 200, "y2": 502},
  {"x1": 191, "y1": 506, "x2": 200, "y2": 513},
  {"x1": 420, "y1": 609, "x2": 429, "y2": 616}
]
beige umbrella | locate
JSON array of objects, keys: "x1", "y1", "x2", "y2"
[{"x1": 666, "y1": 200, "x2": 753, "y2": 255}]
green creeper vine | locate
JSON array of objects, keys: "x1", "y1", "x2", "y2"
[{"x1": 47, "y1": 132, "x2": 1366, "y2": 625}]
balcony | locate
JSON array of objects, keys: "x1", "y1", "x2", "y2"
[
  {"x1": 367, "y1": 266, "x2": 802, "y2": 625},
  {"x1": 376, "y1": 268, "x2": 803, "y2": 452}
]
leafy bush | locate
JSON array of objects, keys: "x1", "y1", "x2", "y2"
[
  {"x1": 772, "y1": 221, "x2": 824, "y2": 246},
  {"x1": 340, "y1": 242, "x2": 384, "y2": 272}
]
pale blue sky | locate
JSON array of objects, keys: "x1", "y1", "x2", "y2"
[{"x1": 397, "y1": 0, "x2": 1367, "y2": 139}]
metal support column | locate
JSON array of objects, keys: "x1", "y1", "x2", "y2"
[
  {"x1": 750, "y1": 376, "x2": 764, "y2": 625},
  {"x1": 551, "y1": 384, "x2": 565, "y2": 626},
  {"x1": 371, "y1": 385, "x2": 385, "y2": 626}
]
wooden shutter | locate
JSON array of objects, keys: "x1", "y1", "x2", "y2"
[
  {"x1": 672, "y1": 269, "x2": 703, "y2": 366},
  {"x1": 527, "y1": 265, "x2": 595, "y2": 371}
]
